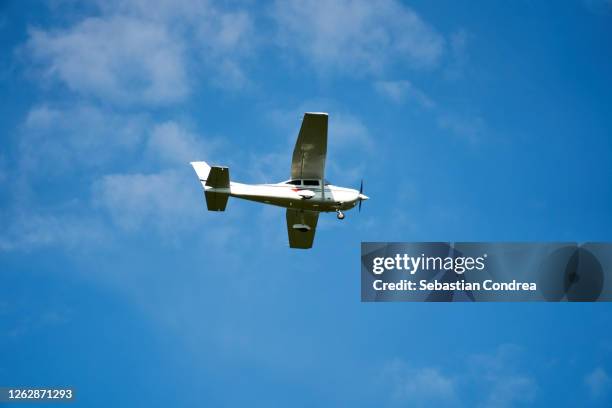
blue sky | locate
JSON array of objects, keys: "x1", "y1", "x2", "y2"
[{"x1": 1, "y1": 0, "x2": 612, "y2": 406}]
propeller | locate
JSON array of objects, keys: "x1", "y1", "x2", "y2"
[{"x1": 358, "y1": 179, "x2": 368, "y2": 212}]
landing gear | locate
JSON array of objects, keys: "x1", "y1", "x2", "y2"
[{"x1": 336, "y1": 210, "x2": 345, "y2": 220}]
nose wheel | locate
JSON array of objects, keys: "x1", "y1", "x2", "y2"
[{"x1": 336, "y1": 210, "x2": 345, "y2": 220}]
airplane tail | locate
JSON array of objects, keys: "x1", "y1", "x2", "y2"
[
  {"x1": 190, "y1": 161, "x2": 230, "y2": 212},
  {"x1": 190, "y1": 161, "x2": 212, "y2": 182}
]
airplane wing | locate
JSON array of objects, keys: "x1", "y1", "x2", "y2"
[
  {"x1": 291, "y1": 112, "x2": 328, "y2": 180},
  {"x1": 286, "y1": 209, "x2": 319, "y2": 249}
]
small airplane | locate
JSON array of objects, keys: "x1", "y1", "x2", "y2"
[{"x1": 190, "y1": 112, "x2": 369, "y2": 249}]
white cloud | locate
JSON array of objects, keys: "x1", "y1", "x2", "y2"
[
  {"x1": 196, "y1": 7, "x2": 255, "y2": 57},
  {"x1": 0, "y1": 211, "x2": 107, "y2": 251},
  {"x1": 8, "y1": 105, "x2": 225, "y2": 247},
  {"x1": 100, "y1": 0, "x2": 256, "y2": 61},
  {"x1": 585, "y1": 367, "x2": 612, "y2": 398},
  {"x1": 445, "y1": 29, "x2": 469, "y2": 79},
  {"x1": 374, "y1": 80, "x2": 435, "y2": 107},
  {"x1": 272, "y1": 0, "x2": 445, "y2": 75},
  {"x1": 241, "y1": 151, "x2": 290, "y2": 184},
  {"x1": 382, "y1": 359, "x2": 458, "y2": 406},
  {"x1": 146, "y1": 121, "x2": 215, "y2": 166},
  {"x1": 382, "y1": 345, "x2": 537, "y2": 408},
  {"x1": 27, "y1": 16, "x2": 189, "y2": 105},
  {"x1": 330, "y1": 111, "x2": 374, "y2": 151},
  {"x1": 19, "y1": 108, "x2": 217, "y2": 176},
  {"x1": 483, "y1": 375, "x2": 536, "y2": 408},
  {"x1": 19, "y1": 104, "x2": 147, "y2": 176},
  {"x1": 437, "y1": 112, "x2": 486, "y2": 143},
  {"x1": 26, "y1": 0, "x2": 257, "y2": 102},
  {"x1": 326, "y1": 111, "x2": 375, "y2": 185},
  {"x1": 1, "y1": 104, "x2": 148, "y2": 251},
  {"x1": 92, "y1": 168, "x2": 203, "y2": 234},
  {"x1": 469, "y1": 345, "x2": 537, "y2": 408},
  {"x1": 210, "y1": 58, "x2": 252, "y2": 90},
  {"x1": 5, "y1": 306, "x2": 72, "y2": 339}
]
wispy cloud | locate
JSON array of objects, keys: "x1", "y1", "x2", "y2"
[
  {"x1": 382, "y1": 359, "x2": 458, "y2": 407},
  {"x1": 92, "y1": 168, "x2": 203, "y2": 234},
  {"x1": 27, "y1": 16, "x2": 189, "y2": 105},
  {"x1": 0, "y1": 211, "x2": 108, "y2": 251},
  {"x1": 19, "y1": 104, "x2": 148, "y2": 176},
  {"x1": 381, "y1": 345, "x2": 537, "y2": 408},
  {"x1": 90, "y1": 119, "x2": 224, "y2": 236},
  {"x1": 3, "y1": 104, "x2": 224, "y2": 250},
  {"x1": 5, "y1": 306, "x2": 72, "y2": 339},
  {"x1": 25, "y1": 0, "x2": 257, "y2": 105},
  {"x1": 437, "y1": 112, "x2": 486, "y2": 143},
  {"x1": 103, "y1": 0, "x2": 257, "y2": 89},
  {"x1": 585, "y1": 367, "x2": 612, "y2": 399},
  {"x1": 445, "y1": 29, "x2": 470, "y2": 80},
  {"x1": 146, "y1": 121, "x2": 218, "y2": 166},
  {"x1": 272, "y1": 0, "x2": 445, "y2": 75},
  {"x1": 374, "y1": 80, "x2": 435, "y2": 108},
  {"x1": 468, "y1": 344, "x2": 537, "y2": 408}
]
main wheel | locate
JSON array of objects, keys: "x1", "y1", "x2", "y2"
[{"x1": 337, "y1": 211, "x2": 345, "y2": 220}]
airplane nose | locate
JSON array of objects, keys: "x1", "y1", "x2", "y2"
[{"x1": 358, "y1": 193, "x2": 369, "y2": 201}]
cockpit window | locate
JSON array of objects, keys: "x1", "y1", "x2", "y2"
[
  {"x1": 287, "y1": 180, "x2": 301, "y2": 185},
  {"x1": 303, "y1": 180, "x2": 320, "y2": 186}
]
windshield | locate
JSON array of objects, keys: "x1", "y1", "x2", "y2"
[{"x1": 284, "y1": 179, "x2": 331, "y2": 186}]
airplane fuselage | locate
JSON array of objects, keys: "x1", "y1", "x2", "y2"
[{"x1": 203, "y1": 181, "x2": 364, "y2": 212}]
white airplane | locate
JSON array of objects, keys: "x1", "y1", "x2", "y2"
[{"x1": 190, "y1": 112, "x2": 369, "y2": 249}]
